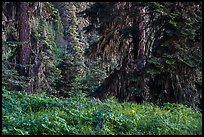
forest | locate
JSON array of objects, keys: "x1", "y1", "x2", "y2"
[{"x1": 2, "y1": 2, "x2": 202, "y2": 135}]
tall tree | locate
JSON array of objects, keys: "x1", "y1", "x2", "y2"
[
  {"x1": 52, "y1": 2, "x2": 97, "y2": 96},
  {"x1": 17, "y1": 2, "x2": 33, "y2": 92},
  {"x1": 18, "y1": 2, "x2": 31, "y2": 77},
  {"x1": 79, "y1": 2, "x2": 147, "y2": 102},
  {"x1": 80, "y1": 2, "x2": 202, "y2": 108}
]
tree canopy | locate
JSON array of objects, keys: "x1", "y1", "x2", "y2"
[{"x1": 78, "y1": 2, "x2": 202, "y2": 108}]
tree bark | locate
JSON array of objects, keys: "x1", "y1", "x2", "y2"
[
  {"x1": 19, "y1": 2, "x2": 31, "y2": 76},
  {"x1": 18, "y1": 2, "x2": 32, "y2": 92}
]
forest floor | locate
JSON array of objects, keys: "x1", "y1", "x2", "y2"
[{"x1": 2, "y1": 88, "x2": 202, "y2": 135}]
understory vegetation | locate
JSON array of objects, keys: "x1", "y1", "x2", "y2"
[{"x1": 2, "y1": 88, "x2": 202, "y2": 135}]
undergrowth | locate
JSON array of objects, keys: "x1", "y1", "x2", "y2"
[{"x1": 2, "y1": 88, "x2": 202, "y2": 135}]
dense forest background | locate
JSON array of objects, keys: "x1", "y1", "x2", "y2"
[{"x1": 2, "y1": 2, "x2": 202, "y2": 135}]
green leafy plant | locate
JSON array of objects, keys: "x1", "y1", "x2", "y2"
[{"x1": 2, "y1": 88, "x2": 202, "y2": 135}]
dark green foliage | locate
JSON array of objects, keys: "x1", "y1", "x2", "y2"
[
  {"x1": 29, "y1": 3, "x2": 65, "y2": 95},
  {"x1": 143, "y1": 2, "x2": 202, "y2": 108},
  {"x1": 2, "y1": 41, "x2": 23, "y2": 89},
  {"x1": 2, "y1": 88, "x2": 202, "y2": 135},
  {"x1": 80, "y1": 2, "x2": 202, "y2": 109}
]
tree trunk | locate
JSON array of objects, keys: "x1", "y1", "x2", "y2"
[
  {"x1": 89, "y1": 57, "x2": 129, "y2": 101},
  {"x1": 18, "y1": 2, "x2": 32, "y2": 92},
  {"x1": 89, "y1": 7, "x2": 146, "y2": 103}
]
